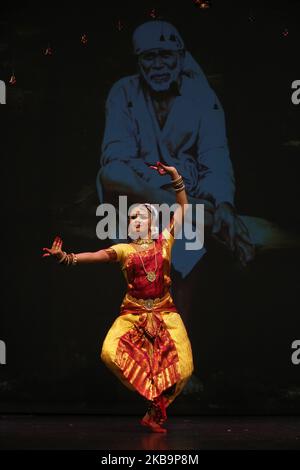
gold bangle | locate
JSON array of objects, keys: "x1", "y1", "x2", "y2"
[
  {"x1": 173, "y1": 181, "x2": 185, "y2": 188},
  {"x1": 172, "y1": 177, "x2": 183, "y2": 186},
  {"x1": 58, "y1": 251, "x2": 67, "y2": 264},
  {"x1": 174, "y1": 185, "x2": 185, "y2": 192},
  {"x1": 173, "y1": 177, "x2": 183, "y2": 184},
  {"x1": 171, "y1": 175, "x2": 182, "y2": 184},
  {"x1": 173, "y1": 181, "x2": 184, "y2": 189},
  {"x1": 70, "y1": 253, "x2": 78, "y2": 266},
  {"x1": 58, "y1": 252, "x2": 78, "y2": 267}
]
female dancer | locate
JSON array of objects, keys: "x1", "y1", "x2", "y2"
[{"x1": 42, "y1": 162, "x2": 194, "y2": 433}]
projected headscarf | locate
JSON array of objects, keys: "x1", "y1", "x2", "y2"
[{"x1": 133, "y1": 21, "x2": 185, "y2": 93}]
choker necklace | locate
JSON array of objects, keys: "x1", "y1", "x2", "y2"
[{"x1": 132, "y1": 238, "x2": 154, "y2": 249}]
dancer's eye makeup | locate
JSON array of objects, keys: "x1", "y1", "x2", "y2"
[{"x1": 129, "y1": 214, "x2": 148, "y2": 220}]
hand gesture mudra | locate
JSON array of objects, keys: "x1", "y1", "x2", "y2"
[
  {"x1": 148, "y1": 161, "x2": 178, "y2": 178},
  {"x1": 42, "y1": 236, "x2": 64, "y2": 262}
]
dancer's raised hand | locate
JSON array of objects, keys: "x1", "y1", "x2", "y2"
[
  {"x1": 148, "y1": 161, "x2": 178, "y2": 178},
  {"x1": 42, "y1": 236, "x2": 64, "y2": 262}
]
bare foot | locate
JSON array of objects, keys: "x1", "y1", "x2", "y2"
[{"x1": 140, "y1": 414, "x2": 167, "y2": 433}]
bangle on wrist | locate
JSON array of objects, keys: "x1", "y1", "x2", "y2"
[
  {"x1": 64, "y1": 254, "x2": 71, "y2": 266},
  {"x1": 173, "y1": 182, "x2": 184, "y2": 190},
  {"x1": 69, "y1": 253, "x2": 78, "y2": 266},
  {"x1": 58, "y1": 251, "x2": 78, "y2": 267},
  {"x1": 174, "y1": 184, "x2": 185, "y2": 192},
  {"x1": 172, "y1": 178, "x2": 184, "y2": 189},
  {"x1": 58, "y1": 251, "x2": 67, "y2": 264},
  {"x1": 171, "y1": 174, "x2": 182, "y2": 184}
]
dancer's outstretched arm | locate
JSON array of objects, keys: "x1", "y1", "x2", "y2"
[{"x1": 42, "y1": 236, "x2": 114, "y2": 265}]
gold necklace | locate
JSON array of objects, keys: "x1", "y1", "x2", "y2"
[
  {"x1": 132, "y1": 238, "x2": 154, "y2": 250},
  {"x1": 136, "y1": 242, "x2": 158, "y2": 282}
]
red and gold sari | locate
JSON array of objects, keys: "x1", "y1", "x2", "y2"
[{"x1": 100, "y1": 223, "x2": 194, "y2": 409}]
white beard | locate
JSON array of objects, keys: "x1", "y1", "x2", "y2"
[{"x1": 140, "y1": 63, "x2": 182, "y2": 93}]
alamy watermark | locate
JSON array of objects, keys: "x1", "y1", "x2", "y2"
[
  {"x1": 291, "y1": 80, "x2": 300, "y2": 105},
  {"x1": 0, "y1": 339, "x2": 6, "y2": 365},
  {"x1": 291, "y1": 340, "x2": 300, "y2": 365},
  {"x1": 95, "y1": 196, "x2": 205, "y2": 250},
  {"x1": 0, "y1": 80, "x2": 6, "y2": 104}
]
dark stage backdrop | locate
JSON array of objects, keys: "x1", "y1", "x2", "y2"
[{"x1": 0, "y1": 1, "x2": 299, "y2": 415}]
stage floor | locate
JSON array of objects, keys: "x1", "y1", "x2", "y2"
[{"x1": 0, "y1": 415, "x2": 300, "y2": 450}]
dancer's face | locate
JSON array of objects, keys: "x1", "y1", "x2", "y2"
[
  {"x1": 128, "y1": 205, "x2": 151, "y2": 239},
  {"x1": 138, "y1": 48, "x2": 183, "y2": 92}
]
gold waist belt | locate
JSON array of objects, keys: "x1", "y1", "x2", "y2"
[{"x1": 126, "y1": 294, "x2": 163, "y2": 311}]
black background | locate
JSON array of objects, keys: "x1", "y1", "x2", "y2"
[{"x1": 0, "y1": 0, "x2": 299, "y2": 415}]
